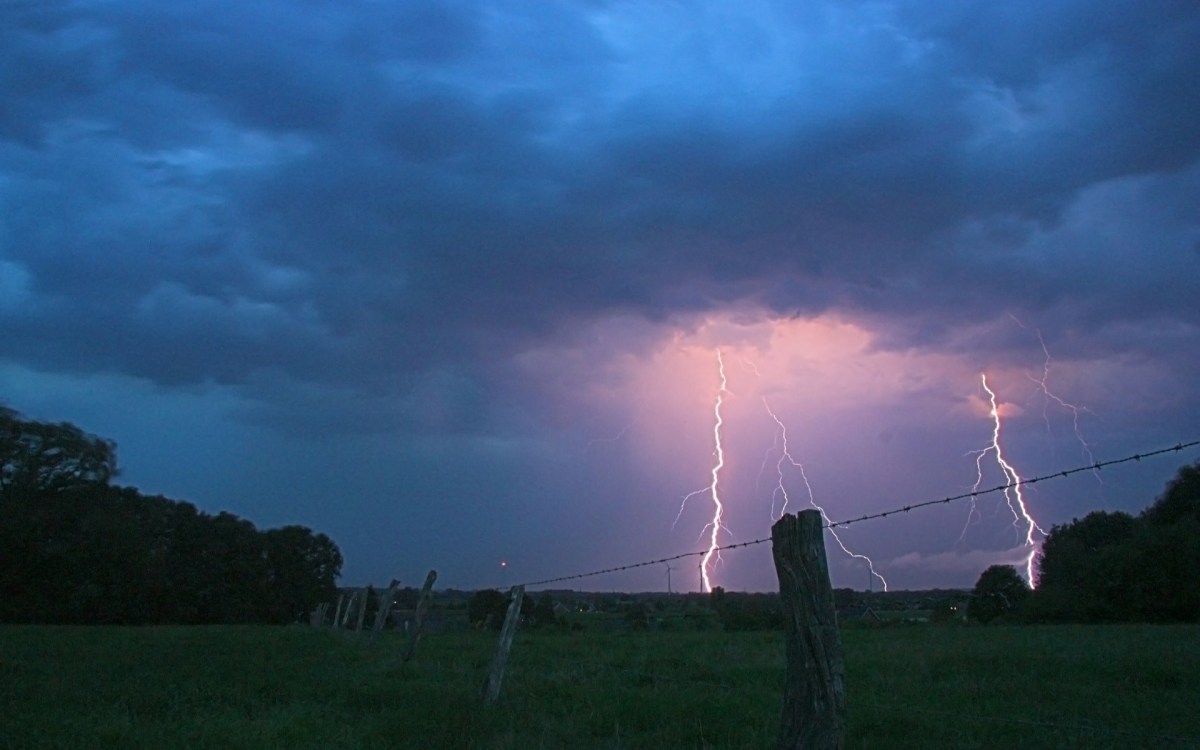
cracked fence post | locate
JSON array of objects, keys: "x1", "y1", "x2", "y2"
[
  {"x1": 402, "y1": 570, "x2": 438, "y2": 663},
  {"x1": 772, "y1": 510, "x2": 847, "y2": 750},
  {"x1": 331, "y1": 592, "x2": 346, "y2": 628},
  {"x1": 371, "y1": 579, "x2": 400, "y2": 642},
  {"x1": 482, "y1": 585, "x2": 524, "y2": 704}
]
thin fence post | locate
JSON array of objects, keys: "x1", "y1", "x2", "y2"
[
  {"x1": 482, "y1": 585, "x2": 524, "y2": 704},
  {"x1": 310, "y1": 601, "x2": 329, "y2": 627},
  {"x1": 772, "y1": 510, "x2": 846, "y2": 750},
  {"x1": 403, "y1": 570, "x2": 438, "y2": 663},
  {"x1": 354, "y1": 587, "x2": 369, "y2": 634},
  {"x1": 371, "y1": 579, "x2": 400, "y2": 642},
  {"x1": 340, "y1": 590, "x2": 359, "y2": 628},
  {"x1": 332, "y1": 592, "x2": 346, "y2": 628}
]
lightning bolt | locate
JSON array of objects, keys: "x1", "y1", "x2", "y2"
[
  {"x1": 762, "y1": 398, "x2": 889, "y2": 591},
  {"x1": 1028, "y1": 330, "x2": 1100, "y2": 479},
  {"x1": 697, "y1": 350, "x2": 729, "y2": 593},
  {"x1": 1010, "y1": 315, "x2": 1099, "y2": 477},
  {"x1": 585, "y1": 419, "x2": 638, "y2": 453},
  {"x1": 675, "y1": 349, "x2": 730, "y2": 592},
  {"x1": 969, "y1": 373, "x2": 1044, "y2": 587}
]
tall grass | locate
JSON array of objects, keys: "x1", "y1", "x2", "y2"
[{"x1": 3, "y1": 624, "x2": 1198, "y2": 748}]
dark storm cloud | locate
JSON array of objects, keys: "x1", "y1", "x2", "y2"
[{"x1": 2, "y1": 0, "x2": 1198, "y2": 430}]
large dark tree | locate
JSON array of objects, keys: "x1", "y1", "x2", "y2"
[
  {"x1": 0, "y1": 404, "x2": 343, "y2": 625},
  {"x1": 1132, "y1": 462, "x2": 1200, "y2": 621},
  {"x1": 969, "y1": 565, "x2": 1030, "y2": 623},
  {"x1": 1030, "y1": 461, "x2": 1200, "y2": 623},
  {"x1": 1142, "y1": 463, "x2": 1200, "y2": 527},
  {"x1": 1033, "y1": 510, "x2": 1139, "y2": 622},
  {"x1": 1, "y1": 406, "x2": 116, "y2": 498},
  {"x1": 262, "y1": 526, "x2": 343, "y2": 623}
]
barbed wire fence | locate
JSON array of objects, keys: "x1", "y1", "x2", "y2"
[
  {"x1": 511, "y1": 440, "x2": 1200, "y2": 589},
  {"x1": 356, "y1": 439, "x2": 1200, "y2": 744}
]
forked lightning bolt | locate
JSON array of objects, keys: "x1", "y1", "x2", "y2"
[
  {"x1": 1010, "y1": 315, "x2": 1099, "y2": 478},
  {"x1": 763, "y1": 398, "x2": 889, "y2": 591},
  {"x1": 1028, "y1": 329, "x2": 1100, "y2": 478},
  {"x1": 967, "y1": 373, "x2": 1044, "y2": 587},
  {"x1": 585, "y1": 419, "x2": 638, "y2": 453},
  {"x1": 675, "y1": 349, "x2": 729, "y2": 593}
]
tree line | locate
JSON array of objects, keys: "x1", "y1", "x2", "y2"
[
  {"x1": 971, "y1": 461, "x2": 1200, "y2": 623},
  {"x1": 1, "y1": 405, "x2": 342, "y2": 625}
]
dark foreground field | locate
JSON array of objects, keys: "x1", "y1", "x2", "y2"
[{"x1": 3, "y1": 623, "x2": 1199, "y2": 749}]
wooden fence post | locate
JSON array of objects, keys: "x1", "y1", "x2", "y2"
[
  {"x1": 482, "y1": 585, "x2": 524, "y2": 704},
  {"x1": 772, "y1": 510, "x2": 846, "y2": 750},
  {"x1": 403, "y1": 570, "x2": 438, "y2": 663},
  {"x1": 340, "y1": 590, "x2": 358, "y2": 628},
  {"x1": 354, "y1": 587, "x2": 370, "y2": 634},
  {"x1": 371, "y1": 579, "x2": 400, "y2": 642},
  {"x1": 332, "y1": 592, "x2": 346, "y2": 628}
]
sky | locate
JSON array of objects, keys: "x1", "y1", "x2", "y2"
[{"x1": 2, "y1": 0, "x2": 1198, "y2": 593}]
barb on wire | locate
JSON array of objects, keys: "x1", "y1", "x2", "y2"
[
  {"x1": 514, "y1": 537, "x2": 771, "y2": 588},
  {"x1": 508, "y1": 440, "x2": 1199, "y2": 589},
  {"x1": 825, "y1": 440, "x2": 1200, "y2": 529}
]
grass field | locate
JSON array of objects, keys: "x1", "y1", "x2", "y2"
[{"x1": 3, "y1": 623, "x2": 1199, "y2": 749}]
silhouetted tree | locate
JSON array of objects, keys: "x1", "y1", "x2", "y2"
[
  {"x1": 0, "y1": 405, "x2": 343, "y2": 625},
  {"x1": 1142, "y1": 462, "x2": 1200, "y2": 527},
  {"x1": 261, "y1": 526, "x2": 343, "y2": 623},
  {"x1": 1030, "y1": 463, "x2": 1200, "y2": 623},
  {"x1": 1131, "y1": 462, "x2": 1200, "y2": 621},
  {"x1": 1031, "y1": 510, "x2": 1138, "y2": 622},
  {"x1": 969, "y1": 565, "x2": 1030, "y2": 623},
  {"x1": 1, "y1": 406, "x2": 116, "y2": 498}
]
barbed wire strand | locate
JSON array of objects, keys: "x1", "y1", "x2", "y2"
[
  {"x1": 825, "y1": 440, "x2": 1200, "y2": 529},
  {"x1": 511, "y1": 440, "x2": 1199, "y2": 589}
]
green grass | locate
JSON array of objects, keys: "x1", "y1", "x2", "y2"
[{"x1": 3, "y1": 624, "x2": 1199, "y2": 749}]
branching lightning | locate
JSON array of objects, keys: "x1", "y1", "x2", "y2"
[
  {"x1": 585, "y1": 419, "x2": 638, "y2": 453},
  {"x1": 967, "y1": 373, "x2": 1044, "y2": 587},
  {"x1": 675, "y1": 349, "x2": 729, "y2": 593},
  {"x1": 1028, "y1": 330, "x2": 1100, "y2": 479},
  {"x1": 1010, "y1": 314, "x2": 1100, "y2": 478},
  {"x1": 699, "y1": 350, "x2": 729, "y2": 593},
  {"x1": 762, "y1": 398, "x2": 889, "y2": 591}
]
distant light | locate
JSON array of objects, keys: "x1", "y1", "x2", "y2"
[{"x1": 500, "y1": 560, "x2": 508, "y2": 568}]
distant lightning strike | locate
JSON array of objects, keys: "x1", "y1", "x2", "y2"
[
  {"x1": 1028, "y1": 330, "x2": 1100, "y2": 478},
  {"x1": 673, "y1": 349, "x2": 730, "y2": 592},
  {"x1": 763, "y1": 398, "x2": 889, "y2": 592},
  {"x1": 970, "y1": 373, "x2": 1044, "y2": 587},
  {"x1": 585, "y1": 419, "x2": 638, "y2": 453},
  {"x1": 698, "y1": 350, "x2": 729, "y2": 593},
  {"x1": 1010, "y1": 315, "x2": 1099, "y2": 477}
]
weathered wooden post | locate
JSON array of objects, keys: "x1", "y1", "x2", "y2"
[
  {"x1": 310, "y1": 601, "x2": 330, "y2": 627},
  {"x1": 403, "y1": 570, "x2": 438, "y2": 663},
  {"x1": 354, "y1": 587, "x2": 370, "y2": 634},
  {"x1": 772, "y1": 510, "x2": 846, "y2": 750},
  {"x1": 482, "y1": 585, "x2": 524, "y2": 704},
  {"x1": 370, "y1": 579, "x2": 400, "y2": 642},
  {"x1": 339, "y1": 590, "x2": 359, "y2": 628},
  {"x1": 332, "y1": 592, "x2": 346, "y2": 628}
]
